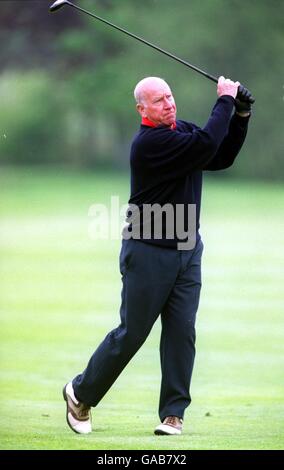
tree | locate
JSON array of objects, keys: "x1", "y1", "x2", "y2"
[{"x1": 0, "y1": 0, "x2": 283, "y2": 179}]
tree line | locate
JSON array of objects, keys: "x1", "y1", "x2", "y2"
[{"x1": 0, "y1": 0, "x2": 283, "y2": 180}]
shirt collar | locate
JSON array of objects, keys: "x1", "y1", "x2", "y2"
[{"x1": 141, "y1": 117, "x2": 176, "y2": 130}]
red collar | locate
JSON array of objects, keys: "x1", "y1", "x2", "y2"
[{"x1": 142, "y1": 117, "x2": 176, "y2": 130}]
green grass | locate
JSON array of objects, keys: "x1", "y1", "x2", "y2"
[{"x1": 0, "y1": 167, "x2": 283, "y2": 450}]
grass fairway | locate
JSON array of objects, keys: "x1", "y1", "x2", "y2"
[{"x1": 0, "y1": 167, "x2": 283, "y2": 450}]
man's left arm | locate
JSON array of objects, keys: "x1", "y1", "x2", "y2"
[{"x1": 204, "y1": 111, "x2": 251, "y2": 171}]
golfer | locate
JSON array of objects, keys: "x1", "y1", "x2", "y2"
[{"x1": 63, "y1": 76, "x2": 252, "y2": 435}]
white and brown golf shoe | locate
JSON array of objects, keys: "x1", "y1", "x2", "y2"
[
  {"x1": 63, "y1": 382, "x2": 92, "y2": 434},
  {"x1": 154, "y1": 416, "x2": 183, "y2": 435}
]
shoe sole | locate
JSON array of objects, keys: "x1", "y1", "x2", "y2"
[
  {"x1": 63, "y1": 383, "x2": 81, "y2": 435},
  {"x1": 155, "y1": 429, "x2": 168, "y2": 435},
  {"x1": 154, "y1": 427, "x2": 181, "y2": 436}
]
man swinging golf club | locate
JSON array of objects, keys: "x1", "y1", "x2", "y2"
[{"x1": 63, "y1": 75, "x2": 252, "y2": 435}]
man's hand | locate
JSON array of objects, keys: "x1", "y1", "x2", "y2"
[
  {"x1": 217, "y1": 76, "x2": 240, "y2": 99},
  {"x1": 234, "y1": 98, "x2": 251, "y2": 116},
  {"x1": 235, "y1": 85, "x2": 253, "y2": 117}
]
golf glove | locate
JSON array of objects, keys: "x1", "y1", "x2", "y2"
[{"x1": 235, "y1": 85, "x2": 253, "y2": 114}]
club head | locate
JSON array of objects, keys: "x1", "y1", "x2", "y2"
[{"x1": 49, "y1": 0, "x2": 71, "y2": 12}]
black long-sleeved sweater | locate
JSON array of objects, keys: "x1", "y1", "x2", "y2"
[{"x1": 127, "y1": 95, "x2": 250, "y2": 248}]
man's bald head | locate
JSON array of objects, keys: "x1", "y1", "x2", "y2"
[
  {"x1": 134, "y1": 77, "x2": 177, "y2": 127},
  {"x1": 134, "y1": 77, "x2": 170, "y2": 104}
]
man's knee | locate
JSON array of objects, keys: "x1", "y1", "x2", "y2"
[{"x1": 108, "y1": 325, "x2": 149, "y2": 354}]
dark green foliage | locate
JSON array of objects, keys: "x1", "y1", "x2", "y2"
[{"x1": 0, "y1": 0, "x2": 283, "y2": 178}]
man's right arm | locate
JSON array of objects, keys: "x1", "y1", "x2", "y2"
[{"x1": 133, "y1": 78, "x2": 239, "y2": 179}]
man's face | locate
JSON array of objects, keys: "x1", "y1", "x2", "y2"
[{"x1": 137, "y1": 80, "x2": 177, "y2": 126}]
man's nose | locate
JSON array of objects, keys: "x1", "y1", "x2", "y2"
[{"x1": 163, "y1": 97, "x2": 172, "y2": 108}]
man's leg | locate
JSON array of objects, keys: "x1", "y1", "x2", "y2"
[
  {"x1": 72, "y1": 239, "x2": 180, "y2": 407},
  {"x1": 158, "y1": 238, "x2": 204, "y2": 422}
]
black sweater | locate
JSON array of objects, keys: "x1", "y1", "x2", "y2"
[{"x1": 128, "y1": 95, "x2": 250, "y2": 248}]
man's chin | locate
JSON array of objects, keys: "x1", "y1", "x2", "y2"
[{"x1": 163, "y1": 117, "x2": 176, "y2": 126}]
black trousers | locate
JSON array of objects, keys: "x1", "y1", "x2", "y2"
[{"x1": 73, "y1": 237, "x2": 203, "y2": 421}]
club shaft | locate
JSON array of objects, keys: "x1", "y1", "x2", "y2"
[
  {"x1": 67, "y1": 1, "x2": 218, "y2": 83},
  {"x1": 51, "y1": 0, "x2": 254, "y2": 103}
]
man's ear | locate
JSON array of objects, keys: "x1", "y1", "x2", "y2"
[{"x1": 136, "y1": 103, "x2": 146, "y2": 118}]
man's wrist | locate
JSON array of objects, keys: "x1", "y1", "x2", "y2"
[{"x1": 235, "y1": 111, "x2": 251, "y2": 118}]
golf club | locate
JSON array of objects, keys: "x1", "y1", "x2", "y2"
[{"x1": 50, "y1": 0, "x2": 254, "y2": 103}]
